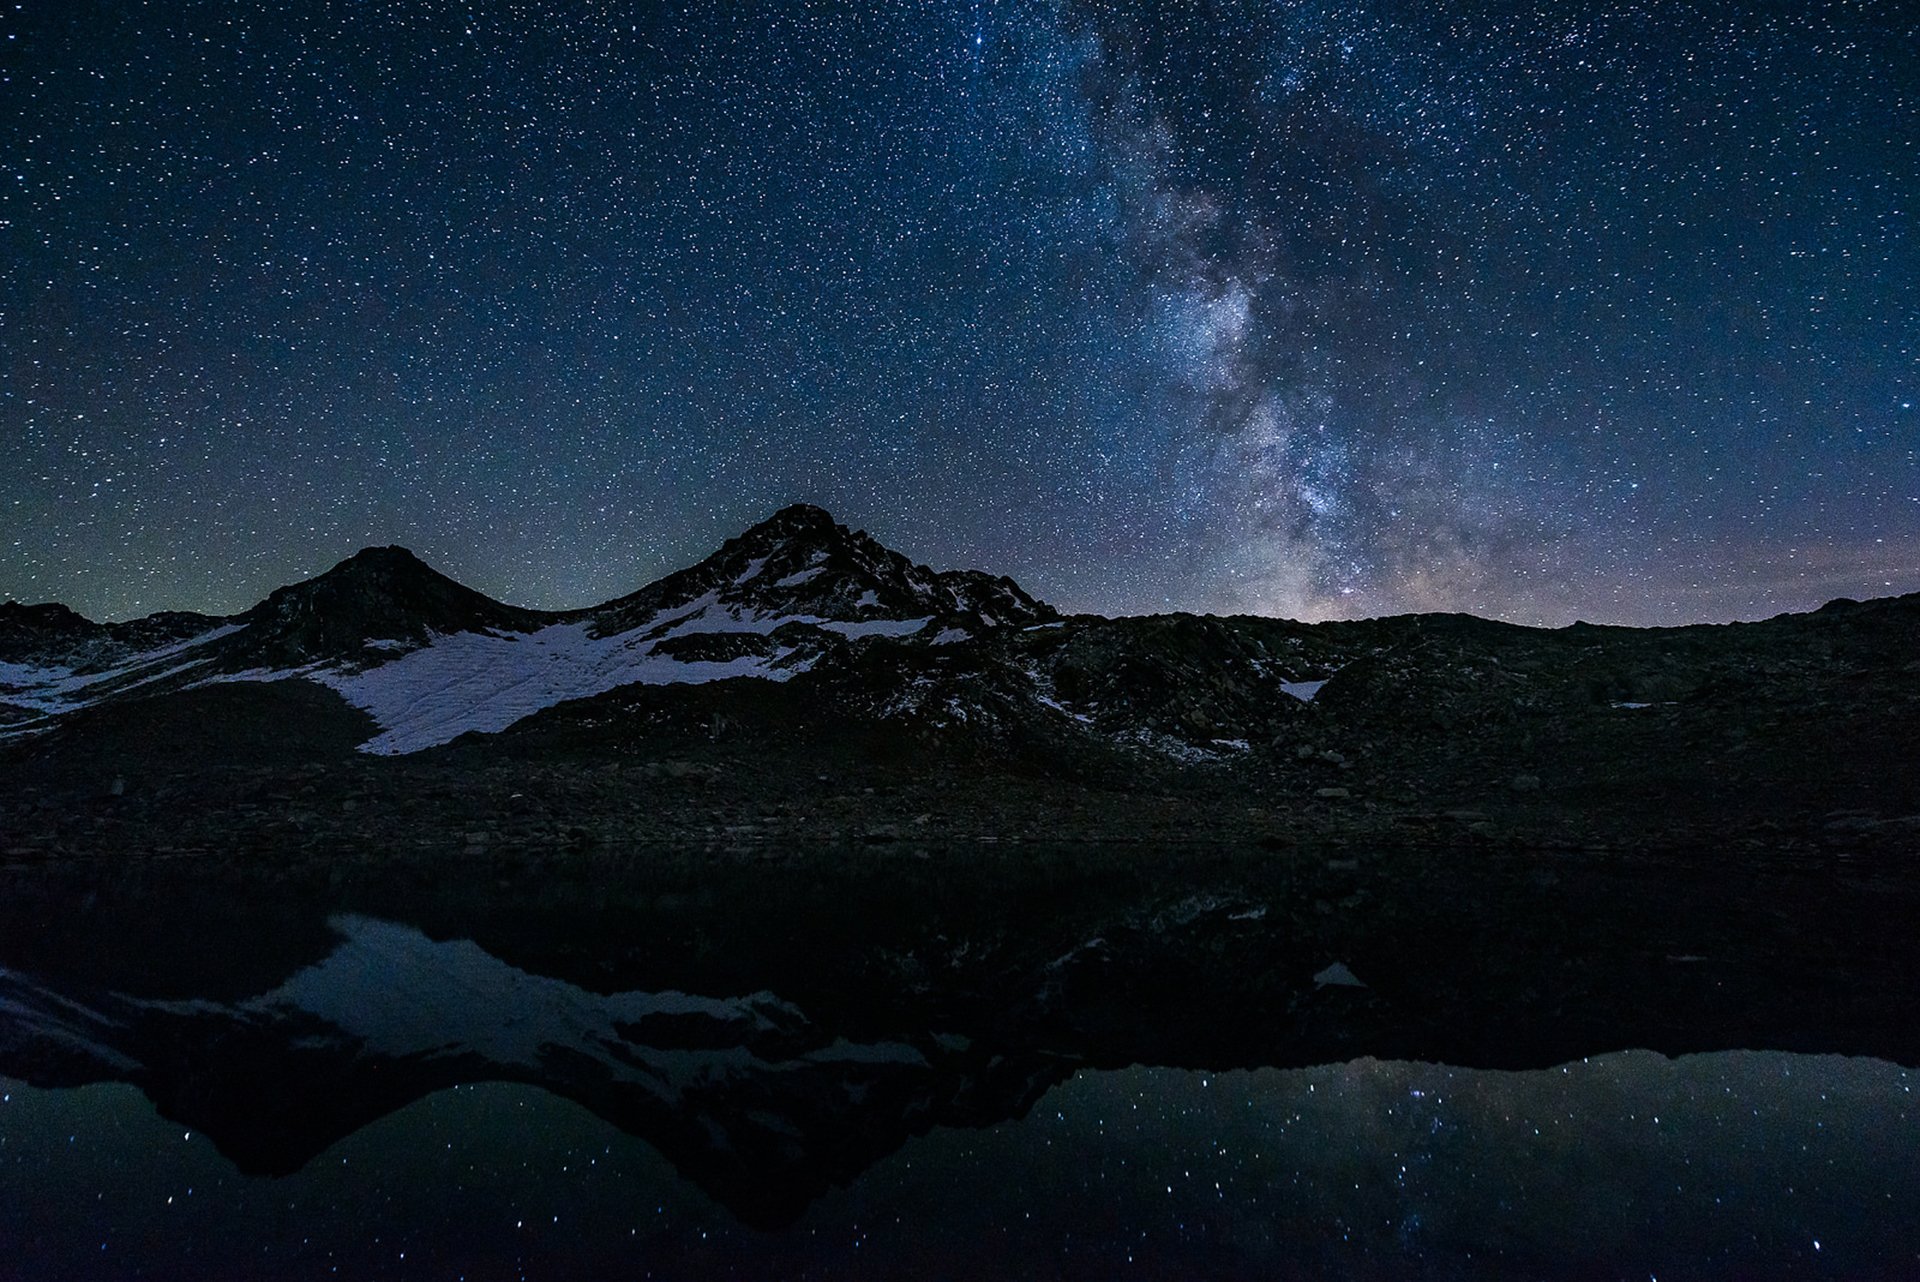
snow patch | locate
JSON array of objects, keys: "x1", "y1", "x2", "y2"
[
  {"x1": 1280, "y1": 679, "x2": 1328, "y2": 703},
  {"x1": 817, "y1": 617, "x2": 930, "y2": 639},
  {"x1": 659, "y1": 604, "x2": 928, "y2": 644},
  {"x1": 1120, "y1": 728, "x2": 1229, "y2": 764},
  {"x1": 0, "y1": 978, "x2": 142, "y2": 1071},
  {"x1": 1314, "y1": 962, "x2": 1367, "y2": 989},
  {"x1": 302, "y1": 621, "x2": 809, "y2": 754},
  {"x1": 1027, "y1": 665, "x2": 1095, "y2": 724},
  {"x1": 0, "y1": 622, "x2": 243, "y2": 715},
  {"x1": 802, "y1": 1038, "x2": 929, "y2": 1066},
  {"x1": 254, "y1": 915, "x2": 788, "y2": 1081},
  {"x1": 200, "y1": 595, "x2": 935, "y2": 753}
]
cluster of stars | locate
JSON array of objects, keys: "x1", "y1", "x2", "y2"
[
  {"x1": 2, "y1": 1050, "x2": 1910, "y2": 1274},
  {"x1": 0, "y1": 0, "x2": 1912, "y2": 624}
]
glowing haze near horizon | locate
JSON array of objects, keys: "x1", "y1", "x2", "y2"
[{"x1": 2, "y1": 1, "x2": 1914, "y2": 626}]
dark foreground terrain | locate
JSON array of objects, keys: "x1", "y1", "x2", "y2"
[{"x1": 3, "y1": 599, "x2": 1917, "y2": 860}]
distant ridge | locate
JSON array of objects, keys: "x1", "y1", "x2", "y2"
[
  {"x1": 0, "y1": 505, "x2": 1062, "y2": 751},
  {"x1": 2, "y1": 507, "x2": 1917, "y2": 797}
]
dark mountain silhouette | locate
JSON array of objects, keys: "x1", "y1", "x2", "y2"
[
  {"x1": 225, "y1": 544, "x2": 549, "y2": 669},
  {"x1": 1, "y1": 504, "x2": 1916, "y2": 849}
]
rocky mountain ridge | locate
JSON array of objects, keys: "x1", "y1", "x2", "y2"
[
  {"x1": 0, "y1": 504, "x2": 1057, "y2": 751},
  {"x1": 2, "y1": 505, "x2": 1917, "y2": 850}
]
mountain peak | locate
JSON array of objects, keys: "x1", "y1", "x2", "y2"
[
  {"x1": 0, "y1": 599, "x2": 97, "y2": 630},
  {"x1": 728, "y1": 504, "x2": 859, "y2": 560},
  {"x1": 0, "y1": 600, "x2": 107, "y2": 665},
  {"x1": 750, "y1": 503, "x2": 840, "y2": 535},
  {"x1": 230, "y1": 546, "x2": 539, "y2": 667},
  {"x1": 323, "y1": 545, "x2": 438, "y2": 579},
  {"x1": 4, "y1": 509, "x2": 1051, "y2": 752},
  {"x1": 593, "y1": 505, "x2": 1054, "y2": 636}
]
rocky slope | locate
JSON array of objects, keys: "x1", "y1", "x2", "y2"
[
  {"x1": 2, "y1": 505, "x2": 1916, "y2": 850},
  {"x1": 0, "y1": 504, "x2": 1061, "y2": 753}
]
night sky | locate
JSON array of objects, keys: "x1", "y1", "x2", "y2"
[{"x1": 2, "y1": 0, "x2": 1914, "y2": 626}]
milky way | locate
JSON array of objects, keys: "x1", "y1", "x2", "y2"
[{"x1": 2, "y1": 0, "x2": 1914, "y2": 624}]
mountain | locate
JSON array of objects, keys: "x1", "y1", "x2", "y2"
[
  {"x1": 224, "y1": 544, "x2": 550, "y2": 669},
  {"x1": 0, "y1": 601, "x2": 100, "y2": 659},
  {"x1": 2, "y1": 504, "x2": 1918, "y2": 850},
  {"x1": 0, "y1": 504, "x2": 1058, "y2": 753},
  {"x1": 591, "y1": 502, "x2": 1053, "y2": 638}
]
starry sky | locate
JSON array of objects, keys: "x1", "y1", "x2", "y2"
[
  {"x1": 5, "y1": 1054, "x2": 1916, "y2": 1275},
  {"x1": 2, "y1": 0, "x2": 1914, "y2": 625}
]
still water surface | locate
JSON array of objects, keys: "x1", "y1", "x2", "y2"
[
  {"x1": 4, "y1": 1050, "x2": 1916, "y2": 1280},
  {"x1": 4, "y1": 849, "x2": 1919, "y2": 1280}
]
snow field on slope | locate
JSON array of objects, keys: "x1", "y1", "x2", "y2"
[
  {"x1": 0, "y1": 623, "x2": 243, "y2": 718},
  {"x1": 312, "y1": 607, "x2": 934, "y2": 755},
  {"x1": 310, "y1": 621, "x2": 809, "y2": 755}
]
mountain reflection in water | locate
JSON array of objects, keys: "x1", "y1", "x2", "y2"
[
  {"x1": 3, "y1": 1052, "x2": 1916, "y2": 1281},
  {"x1": 2, "y1": 846, "x2": 1919, "y2": 1278}
]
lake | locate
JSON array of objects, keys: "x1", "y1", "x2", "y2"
[{"x1": 2, "y1": 845, "x2": 1916, "y2": 1278}]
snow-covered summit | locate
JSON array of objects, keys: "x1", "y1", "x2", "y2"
[
  {"x1": 591, "y1": 503, "x2": 1055, "y2": 639},
  {"x1": 304, "y1": 507, "x2": 1060, "y2": 753},
  {"x1": 1, "y1": 505, "x2": 1059, "y2": 753}
]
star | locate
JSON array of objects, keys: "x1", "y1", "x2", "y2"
[{"x1": 0, "y1": 0, "x2": 1911, "y2": 626}]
